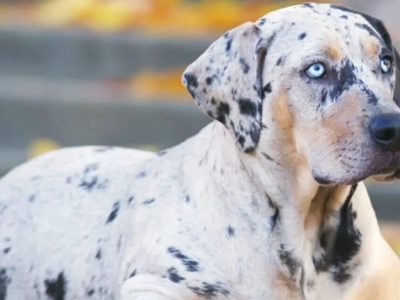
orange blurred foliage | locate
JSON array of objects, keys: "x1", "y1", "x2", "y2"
[{"x1": 0, "y1": 0, "x2": 309, "y2": 36}]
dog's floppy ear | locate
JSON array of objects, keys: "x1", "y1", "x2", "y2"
[
  {"x1": 182, "y1": 22, "x2": 269, "y2": 153},
  {"x1": 360, "y1": 14, "x2": 400, "y2": 106},
  {"x1": 394, "y1": 48, "x2": 400, "y2": 106}
]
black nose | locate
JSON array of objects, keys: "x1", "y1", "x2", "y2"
[{"x1": 369, "y1": 113, "x2": 400, "y2": 151}]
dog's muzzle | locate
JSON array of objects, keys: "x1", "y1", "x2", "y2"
[
  {"x1": 369, "y1": 113, "x2": 400, "y2": 152},
  {"x1": 369, "y1": 113, "x2": 400, "y2": 181}
]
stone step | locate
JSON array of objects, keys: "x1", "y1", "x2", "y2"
[{"x1": 0, "y1": 25, "x2": 211, "y2": 80}]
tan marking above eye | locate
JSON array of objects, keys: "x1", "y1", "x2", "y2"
[
  {"x1": 324, "y1": 43, "x2": 344, "y2": 61},
  {"x1": 360, "y1": 35, "x2": 380, "y2": 58}
]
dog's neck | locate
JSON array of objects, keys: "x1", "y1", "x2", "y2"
[{"x1": 186, "y1": 122, "x2": 369, "y2": 298}]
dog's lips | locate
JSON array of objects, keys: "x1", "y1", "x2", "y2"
[
  {"x1": 313, "y1": 151, "x2": 400, "y2": 185},
  {"x1": 369, "y1": 152, "x2": 400, "y2": 181}
]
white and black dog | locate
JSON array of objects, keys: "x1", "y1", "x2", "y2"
[{"x1": 1, "y1": 3, "x2": 400, "y2": 300}]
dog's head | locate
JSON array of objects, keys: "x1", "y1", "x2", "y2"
[{"x1": 183, "y1": 3, "x2": 400, "y2": 185}]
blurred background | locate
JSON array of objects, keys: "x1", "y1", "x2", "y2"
[{"x1": 0, "y1": 0, "x2": 399, "y2": 253}]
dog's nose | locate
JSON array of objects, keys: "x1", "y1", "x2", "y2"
[{"x1": 369, "y1": 113, "x2": 400, "y2": 152}]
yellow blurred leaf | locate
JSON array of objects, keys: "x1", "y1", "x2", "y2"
[
  {"x1": 35, "y1": 0, "x2": 96, "y2": 27},
  {"x1": 24, "y1": 0, "x2": 310, "y2": 35},
  {"x1": 127, "y1": 68, "x2": 189, "y2": 100},
  {"x1": 28, "y1": 138, "x2": 61, "y2": 158}
]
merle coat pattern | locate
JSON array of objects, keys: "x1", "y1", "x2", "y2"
[{"x1": 1, "y1": 3, "x2": 400, "y2": 300}]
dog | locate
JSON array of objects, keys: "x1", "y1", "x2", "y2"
[{"x1": 1, "y1": 2, "x2": 400, "y2": 300}]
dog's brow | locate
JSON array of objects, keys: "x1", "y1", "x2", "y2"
[{"x1": 380, "y1": 47, "x2": 394, "y2": 58}]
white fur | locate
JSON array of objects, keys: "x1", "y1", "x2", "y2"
[{"x1": 1, "y1": 3, "x2": 400, "y2": 300}]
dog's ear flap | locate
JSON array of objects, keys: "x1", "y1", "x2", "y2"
[
  {"x1": 354, "y1": 11, "x2": 400, "y2": 105},
  {"x1": 362, "y1": 15, "x2": 400, "y2": 106},
  {"x1": 394, "y1": 48, "x2": 400, "y2": 106},
  {"x1": 182, "y1": 22, "x2": 269, "y2": 152}
]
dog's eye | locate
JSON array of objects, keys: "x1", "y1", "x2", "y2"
[
  {"x1": 305, "y1": 62, "x2": 326, "y2": 79},
  {"x1": 380, "y1": 56, "x2": 393, "y2": 74}
]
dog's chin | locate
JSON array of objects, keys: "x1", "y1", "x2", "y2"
[
  {"x1": 314, "y1": 166, "x2": 400, "y2": 186},
  {"x1": 312, "y1": 168, "x2": 376, "y2": 186},
  {"x1": 313, "y1": 174, "x2": 366, "y2": 186}
]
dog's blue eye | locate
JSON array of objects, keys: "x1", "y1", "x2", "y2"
[
  {"x1": 306, "y1": 62, "x2": 326, "y2": 78},
  {"x1": 380, "y1": 57, "x2": 392, "y2": 74}
]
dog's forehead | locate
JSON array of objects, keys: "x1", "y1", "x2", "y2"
[
  {"x1": 256, "y1": 3, "x2": 385, "y2": 54},
  {"x1": 256, "y1": 3, "x2": 390, "y2": 61}
]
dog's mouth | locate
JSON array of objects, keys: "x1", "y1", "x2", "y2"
[
  {"x1": 359, "y1": 151, "x2": 400, "y2": 182},
  {"x1": 373, "y1": 167, "x2": 400, "y2": 181},
  {"x1": 313, "y1": 150, "x2": 400, "y2": 185}
]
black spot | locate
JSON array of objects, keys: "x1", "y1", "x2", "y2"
[
  {"x1": 28, "y1": 195, "x2": 36, "y2": 202},
  {"x1": 298, "y1": 32, "x2": 307, "y2": 40},
  {"x1": 258, "y1": 18, "x2": 266, "y2": 26},
  {"x1": 129, "y1": 269, "x2": 137, "y2": 278},
  {"x1": 184, "y1": 73, "x2": 198, "y2": 98},
  {"x1": 167, "y1": 267, "x2": 185, "y2": 283},
  {"x1": 276, "y1": 56, "x2": 284, "y2": 66},
  {"x1": 2, "y1": 248, "x2": 10, "y2": 255},
  {"x1": 316, "y1": 89, "x2": 329, "y2": 111},
  {"x1": 256, "y1": 32, "x2": 275, "y2": 100},
  {"x1": 127, "y1": 196, "x2": 135, "y2": 205},
  {"x1": 185, "y1": 195, "x2": 191, "y2": 203},
  {"x1": 247, "y1": 124, "x2": 261, "y2": 148},
  {"x1": 321, "y1": 89, "x2": 328, "y2": 105},
  {"x1": 44, "y1": 272, "x2": 66, "y2": 300},
  {"x1": 238, "y1": 98, "x2": 257, "y2": 117},
  {"x1": 205, "y1": 77, "x2": 213, "y2": 85},
  {"x1": 216, "y1": 102, "x2": 230, "y2": 124},
  {"x1": 142, "y1": 198, "x2": 155, "y2": 205},
  {"x1": 278, "y1": 244, "x2": 300, "y2": 277},
  {"x1": 167, "y1": 247, "x2": 199, "y2": 272},
  {"x1": 136, "y1": 171, "x2": 146, "y2": 178},
  {"x1": 263, "y1": 82, "x2": 272, "y2": 94},
  {"x1": 239, "y1": 58, "x2": 250, "y2": 74},
  {"x1": 355, "y1": 23, "x2": 379, "y2": 40},
  {"x1": 360, "y1": 85, "x2": 378, "y2": 105},
  {"x1": 227, "y1": 225, "x2": 235, "y2": 237},
  {"x1": 86, "y1": 288, "x2": 95, "y2": 297},
  {"x1": 330, "y1": 184, "x2": 361, "y2": 283},
  {"x1": 340, "y1": 14, "x2": 348, "y2": 20},
  {"x1": 95, "y1": 249, "x2": 102, "y2": 260},
  {"x1": 105, "y1": 201, "x2": 120, "y2": 224},
  {"x1": 184, "y1": 73, "x2": 198, "y2": 88},
  {"x1": 189, "y1": 282, "x2": 230, "y2": 298},
  {"x1": 329, "y1": 59, "x2": 358, "y2": 101},
  {"x1": 78, "y1": 163, "x2": 108, "y2": 192},
  {"x1": 261, "y1": 152, "x2": 273, "y2": 161},
  {"x1": 303, "y1": 3, "x2": 314, "y2": 8},
  {"x1": 237, "y1": 136, "x2": 245, "y2": 148},
  {"x1": 267, "y1": 196, "x2": 280, "y2": 231},
  {"x1": 225, "y1": 38, "x2": 232, "y2": 53},
  {"x1": 314, "y1": 185, "x2": 361, "y2": 284},
  {"x1": 0, "y1": 268, "x2": 10, "y2": 300}
]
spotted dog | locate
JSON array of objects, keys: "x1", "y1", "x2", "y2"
[{"x1": 1, "y1": 3, "x2": 400, "y2": 300}]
